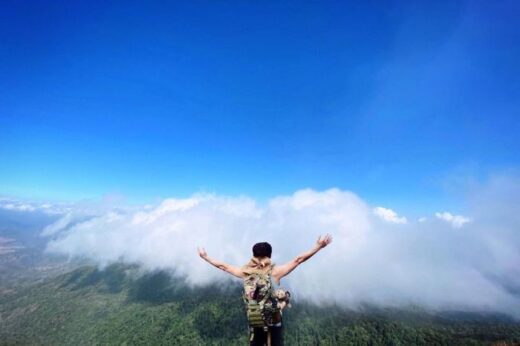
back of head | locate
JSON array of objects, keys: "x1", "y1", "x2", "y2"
[
  {"x1": 252, "y1": 242, "x2": 272, "y2": 258},
  {"x1": 242, "y1": 242, "x2": 273, "y2": 273}
]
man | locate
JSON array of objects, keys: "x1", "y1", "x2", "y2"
[{"x1": 197, "y1": 234, "x2": 333, "y2": 345}]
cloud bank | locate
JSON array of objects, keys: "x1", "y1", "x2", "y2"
[
  {"x1": 39, "y1": 178, "x2": 520, "y2": 318},
  {"x1": 0, "y1": 198, "x2": 71, "y2": 215}
]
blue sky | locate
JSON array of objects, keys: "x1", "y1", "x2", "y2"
[{"x1": 1, "y1": 1, "x2": 519, "y2": 214}]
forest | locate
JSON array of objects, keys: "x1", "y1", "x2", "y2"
[{"x1": 1, "y1": 264, "x2": 520, "y2": 345}]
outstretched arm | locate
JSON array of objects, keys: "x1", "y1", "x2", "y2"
[
  {"x1": 272, "y1": 234, "x2": 332, "y2": 283},
  {"x1": 197, "y1": 247, "x2": 245, "y2": 279}
]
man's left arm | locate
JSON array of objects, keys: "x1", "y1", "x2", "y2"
[{"x1": 272, "y1": 234, "x2": 332, "y2": 283}]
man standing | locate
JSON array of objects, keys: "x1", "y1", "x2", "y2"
[{"x1": 198, "y1": 234, "x2": 333, "y2": 345}]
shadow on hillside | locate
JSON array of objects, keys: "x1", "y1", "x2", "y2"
[
  {"x1": 126, "y1": 270, "x2": 242, "y2": 306},
  {"x1": 59, "y1": 263, "x2": 242, "y2": 307},
  {"x1": 60, "y1": 263, "x2": 132, "y2": 294}
]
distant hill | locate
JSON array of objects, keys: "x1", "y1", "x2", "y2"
[{"x1": 1, "y1": 264, "x2": 520, "y2": 345}]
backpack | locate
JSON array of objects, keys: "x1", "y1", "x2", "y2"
[{"x1": 242, "y1": 265, "x2": 280, "y2": 332}]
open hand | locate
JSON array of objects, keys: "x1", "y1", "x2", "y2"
[
  {"x1": 316, "y1": 234, "x2": 333, "y2": 249},
  {"x1": 197, "y1": 247, "x2": 208, "y2": 259}
]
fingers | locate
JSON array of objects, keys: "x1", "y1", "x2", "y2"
[
  {"x1": 318, "y1": 234, "x2": 334, "y2": 243},
  {"x1": 325, "y1": 234, "x2": 333, "y2": 244},
  {"x1": 318, "y1": 234, "x2": 333, "y2": 247}
]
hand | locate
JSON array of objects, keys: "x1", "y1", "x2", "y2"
[
  {"x1": 197, "y1": 247, "x2": 208, "y2": 259},
  {"x1": 316, "y1": 234, "x2": 333, "y2": 249}
]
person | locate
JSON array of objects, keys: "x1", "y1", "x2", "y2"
[{"x1": 197, "y1": 234, "x2": 333, "y2": 345}]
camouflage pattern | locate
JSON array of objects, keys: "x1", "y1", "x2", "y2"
[{"x1": 242, "y1": 266, "x2": 280, "y2": 330}]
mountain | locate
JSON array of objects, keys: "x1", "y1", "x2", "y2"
[
  {"x1": 0, "y1": 209, "x2": 77, "y2": 293},
  {"x1": 1, "y1": 264, "x2": 520, "y2": 345}
]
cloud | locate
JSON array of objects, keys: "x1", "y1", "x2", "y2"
[
  {"x1": 435, "y1": 211, "x2": 471, "y2": 228},
  {"x1": 39, "y1": 178, "x2": 520, "y2": 319},
  {"x1": 41, "y1": 212, "x2": 81, "y2": 236},
  {"x1": 373, "y1": 207, "x2": 408, "y2": 224},
  {"x1": 0, "y1": 202, "x2": 36, "y2": 212},
  {"x1": 0, "y1": 198, "x2": 70, "y2": 215},
  {"x1": 44, "y1": 189, "x2": 370, "y2": 286}
]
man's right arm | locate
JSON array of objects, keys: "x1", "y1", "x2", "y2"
[
  {"x1": 272, "y1": 234, "x2": 332, "y2": 283},
  {"x1": 197, "y1": 247, "x2": 245, "y2": 279}
]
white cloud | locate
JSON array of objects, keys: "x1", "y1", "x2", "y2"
[
  {"x1": 373, "y1": 206, "x2": 408, "y2": 224},
  {"x1": 41, "y1": 212, "x2": 79, "y2": 236},
  {"x1": 0, "y1": 199, "x2": 70, "y2": 214},
  {"x1": 39, "y1": 181, "x2": 520, "y2": 319},
  {"x1": 435, "y1": 211, "x2": 471, "y2": 228},
  {"x1": 418, "y1": 217, "x2": 427, "y2": 222},
  {"x1": 1, "y1": 202, "x2": 36, "y2": 212}
]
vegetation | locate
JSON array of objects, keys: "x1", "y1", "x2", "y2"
[{"x1": 1, "y1": 264, "x2": 520, "y2": 345}]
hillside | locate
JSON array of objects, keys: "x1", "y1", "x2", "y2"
[{"x1": 1, "y1": 264, "x2": 520, "y2": 345}]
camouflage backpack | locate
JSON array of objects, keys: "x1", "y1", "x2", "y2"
[{"x1": 242, "y1": 265, "x2": 280, "y2": 332}]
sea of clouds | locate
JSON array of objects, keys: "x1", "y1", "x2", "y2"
[{"x1": 2, "y1": 174, "x2": 520, "y2": 318}]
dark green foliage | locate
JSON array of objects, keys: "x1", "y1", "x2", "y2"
[
  {"x1": 128, "y1": 270, "x2": 176, "y2": 304},
  {"x1": 1, "y1": 264, "x2": 520, "y2": 345}
]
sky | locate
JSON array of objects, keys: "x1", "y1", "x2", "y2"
[{"x1": 1, "y1": 1, "x2": 519, "y2": 215}]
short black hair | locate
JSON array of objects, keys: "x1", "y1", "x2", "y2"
[{"x1": 252, "y1": 242, "x2": 272, "y2": 258}]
